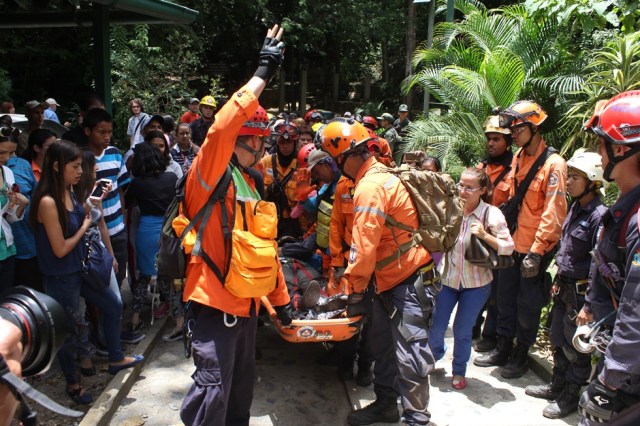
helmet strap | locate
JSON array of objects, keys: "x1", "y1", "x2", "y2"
[
  {"x1": 602, "y1": 141, "x2": 640, "y2": 182},
  {"x1": 237, "y1": 137, "x2": 264, "y2": 168}
]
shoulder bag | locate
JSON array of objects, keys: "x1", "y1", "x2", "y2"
[{"x1": 464, "y1": 206, "x2": 514, "y2": 270}]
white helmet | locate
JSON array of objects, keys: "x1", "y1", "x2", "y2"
[
  {"x1": 483, "y1": 115, "x2": 511, "y2": 135},
  {"x1": 566, "y1": 148, "x2": 609, "y2": 193}
]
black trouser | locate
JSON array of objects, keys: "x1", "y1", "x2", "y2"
[
  {"x1": 335, "y1": 284, "x2": 374, "y2": 370},
  {"x1": 496, "y1": 251, "x2": 553, "y2": 347},
  {"x1": 550, "y1": 275, "x2": 591, "y2": 385}
]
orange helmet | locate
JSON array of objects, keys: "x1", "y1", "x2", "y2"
[
  {"x1": 238, "y1": 106, "x2": 269, "y2": 136},
  {"x1": 317, "y1": 119, "x2": 372, "y2": 158},
  {"x1": 498, "y1": 100, "x2": 548, "y2": 128},
  {"x1": 297, "y1": 144, "x2": 316, "y2": 168}
]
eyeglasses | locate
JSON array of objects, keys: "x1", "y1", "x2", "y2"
[
  {"x1": 457, "y1": 183, "x2": 481, "y2": 193},
  {"x1": 509, "y1": 124, "x2": 527, "y2": 134}
]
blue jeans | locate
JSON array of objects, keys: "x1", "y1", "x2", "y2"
[
  {"x1": 43, "y1": 272, "x2": 125, "y2": 385},
  {"x1": 429, "y1": 284, "x2": 491, "y2": 377}
]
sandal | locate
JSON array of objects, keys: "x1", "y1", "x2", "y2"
[
  {"x1": 66, "y1": 385, "x2": 93, "y2": 405},
  {"x1": 452, "y1": 376, "x2": 467, "y2": 390}
]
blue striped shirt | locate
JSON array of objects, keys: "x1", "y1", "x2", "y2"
[
  {"x1": 6, "y1": 157, "x2": 37, "y2": 259},
  {"x1": 96, "y1": 146, "x2": 131, "y2": 236}
]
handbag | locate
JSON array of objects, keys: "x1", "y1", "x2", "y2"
[
  {"x1": 464, "y1": 206, "x2": 514, "y2": 270},
  {"x1": 81, "y1": 227, "x2": 113, "y2": 291}
]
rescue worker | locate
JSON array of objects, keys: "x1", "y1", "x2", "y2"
[
  {"x1": 260, "y1": 120, "x2": 301, "y2": 239},
  {"x1": 376, "y1": 112, "x2": 400, "y2": 162},
  {"x1": 180, "y1": 25, "x2": 292, "y2": 426},
  {"x1": 474, "y1": 101, "x2": 567, "y2": 379},
  {"x1": 189, "y1": 95, "x2": 217, "y2": 147},
  {"x1": 318, "y1": 118, "x2": 436, "y2": 426},
  {"x1": 577, "y1": 91, "x2": 640, "y2": 425},
  {"x1": 525, "y1": 150, "x2": 607, "y2": 419},
  {"x1": 473, "y1": 115, "x2": 513, "y2": 352}
]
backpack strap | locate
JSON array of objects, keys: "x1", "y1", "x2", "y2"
[
  {"x1": 512, "y1": 146, "x2": 556, "y2": 206},
  {"x1": 492, "y1": 165, "x2": 511, "y2": 188},
  {"x1": 185, "y1": 166, "x2": 234, "y2": 283}
]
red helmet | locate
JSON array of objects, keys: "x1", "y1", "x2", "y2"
[
  {"x1": 238, "y1": 106, "x2": 269, "y2": 136},
  {"x1": 587, "y1": 91, "x2": 640, "y2": 145},
  {"x1": 366, "y1": 128, "x2": 380, "y2": 151},
  {"x1": 297, "y1": 144, "x2": 316, "y2": 168},
  {"x1": 362, "y1": 116, "x2": 379, "y2": 130},
  {"x1": 304, "y1": 109, "x2": 317, "y2": 123}
]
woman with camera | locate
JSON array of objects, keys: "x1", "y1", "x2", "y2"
[
  {"x1": 429, "y1": 168, "x2": 514, "y2": 390},
  {"x1": 30, "y1": 140, "x2": 142, "y2": 405}
]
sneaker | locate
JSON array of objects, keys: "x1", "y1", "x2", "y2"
[
  {"x1": 132, "y1": 320, "x2": 145, "y2": 333},
  {"x1": 154, "y1": 302, "x2": 170, "y2": 319},
  {"x1": 121, "y1": 330, "x2": 146, "y2": 345},
  {"x1": 162, "y1": 328, "x2": 183, "y2": 342}
]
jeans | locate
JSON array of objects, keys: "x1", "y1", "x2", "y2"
[
  {"x1": 109, "y1": 229, "x2": 128, "y2": 289},
  {"x1": 429, "y1": 284, "x2": 491, "y2": 377},
  {"x1": 43, "y1": 272, "x2": 125, "y2": 384}
]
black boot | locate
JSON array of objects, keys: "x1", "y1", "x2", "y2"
[
  {"x1": 356, "y1": 363, "x2": 373, "y2": 387},
  {"x1": 543, "y1": 383, "x2": 582, "y2": 419},
  {"x1": 474, "y1": 335, "x2": 513, "y2": 367},
  {"x1": 474, "y1": 336, "x2": 497, "y2": 353},
  {"x1": 525, "y1": 374, "x2": 566, "y2": 400},
  {"x1": 347, "y1": 397, "x2": 399, "y2": 426},
  {"x1": 501, "y1": 343, "x2": 529, "y2": 379}
]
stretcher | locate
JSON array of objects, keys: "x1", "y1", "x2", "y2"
[{"x1": 261, "y1": 296, "x2": 363, "y2": 343}]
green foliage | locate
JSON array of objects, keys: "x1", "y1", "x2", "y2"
[
  {"x1": 110, "y1": 24, "x2": 214, "y2": 148},
  {"x1": 525, "y1": 0, "x2": 640, "y2": 34},
  {"x1": 0, "y1": 68, "x2": 12, "y2": 102}
]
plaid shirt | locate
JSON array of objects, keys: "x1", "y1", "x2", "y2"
[{"x1": 438, "y1": 200, "x2": 514, "y2": 290}]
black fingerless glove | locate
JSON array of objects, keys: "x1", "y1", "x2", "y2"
[
  {"x1": 254, "y1": 35, "x2": 285, "y2": 82},
  {"x1": 346, "y1": 293, "x2": 366, "y2": 317},
  {"x1": 274, "y1": 302, "x2": 293, "y2": 326}
]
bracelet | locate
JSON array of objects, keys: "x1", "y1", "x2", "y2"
[{"x1": 85, "y1": 199, "x2": 97, "y2": 209}]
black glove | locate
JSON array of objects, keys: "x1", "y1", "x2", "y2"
[
  {"x1": 274, "y1": 302, "x2": 293, "y2": 326},
  {"x1": 578, "y1": 380, "x2": 623, "y2": 423},
  {"x1": 346, "y1": 293, "x2": 366, "y2": 317},
  {"x1": 253, "y1": 34, "x2": 285, "y2": 82},
  {"x1": 521, "y1": 252, "x2": 542, "y2": 278}
]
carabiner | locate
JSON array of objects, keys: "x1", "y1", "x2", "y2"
[{"x1": 223, "y1": 313, "x2": 238, "y2": 327}]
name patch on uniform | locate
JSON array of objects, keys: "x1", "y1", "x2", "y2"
[
  {"x1": 266, "y1": 168, "x2": 273, "y2": 176},
  {"x1": 349, "y1": 245, "x2": 358, "y2": 264},
  {"x1": 548, "y1": 172, "x2": 559, "y2": 187}
]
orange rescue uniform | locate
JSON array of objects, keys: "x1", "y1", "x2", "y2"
[
  {"x1": 329, "y1": 175, "x2": 355, "y2": 268},
  {"x1": 509, "y1": 140, "x2": 567, "y2": 255},
  {"x1": 259, "y1": 154, "x2": 298, "y2": 218},
  {"x1": 345, "y1": 157, "x2": 431, "y2": 294},
  {"x1": 377, "y1": 137, "x2": 395, "y2": 167},
  {"x1": 476, "y1": 161, "x2": 512, "y2": 207},
  {"x1": 182, "y1": 85, "x2": 289, "y2": 316}
]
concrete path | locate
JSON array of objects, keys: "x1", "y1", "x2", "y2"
[{"x1": 107, "y1": 319, "x2": 579, "y2": 426}]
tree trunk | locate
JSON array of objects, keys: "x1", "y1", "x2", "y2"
[{"x1": 405, "y1": 0, "x2": 416, "y2": 110}]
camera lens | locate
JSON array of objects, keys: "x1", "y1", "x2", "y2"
[{"x1": 0, "y1": 286, "x2": 70, "y2": 377}]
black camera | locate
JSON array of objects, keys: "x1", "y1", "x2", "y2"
[{"x1": 0, "y1": 286, "x2": 70, "y2": 377}]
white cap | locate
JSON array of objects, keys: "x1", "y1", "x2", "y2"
[{"x1": 45, "y1": 98, "x2": 60, "y2": 106}]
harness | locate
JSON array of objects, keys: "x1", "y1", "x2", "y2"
[
  {"x1": 377, "y1": 262, "x2": 441, "y2": 342},
  {"x1": 269, "y1": 154, "x2": 295, "y2": 218}
]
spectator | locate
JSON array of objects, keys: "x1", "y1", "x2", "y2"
[
  {"x1": 296, "y1": 125, "x2": 314, "y2": 150},
  {"x1": 170, "y1": 122, "x2": 200, "y2": 175},
  {"x1": 16, "y1": 101, "x2": 47, "y2": 156},
  {"x1": 424, "y1": 156, "x2": 442, "y2": 173},
  {"x1": 30, "y1": 140, "x2": 142, "y2": 405},
  {"x1": 126, "y1": 99, "x2": 148, "y2": 148},
  {"x1": 0, "y1": 101, "x2": 15, "y2": 114},
  {"x1": 62, "y1": 94, "x2": 105, "y2": 147},
  {"x1": 7, "y1": 132, "x2": 40, "y2": 291},
  {"x1": 144, "y1": 130, "x2": 183, "y2": 179},
  {"x1": 394, "y1": 103, "x2": 411, "y2": 138},
  {"x1": 180, "y1": 98, "x2": 200, "y2": 124},
  {"x1": 162, "y1": 115, "x2": 176, "y2": 148},
  {"x1": 0, "y1": 132, "x2": 29, "y2": 292},
  {"x1": 21, "y1": 128, "x2": 57, "y2": 182},
  {"x1": 44, "y1": 98, "x2": 61, "y2": 124},
  {"x1": 376, "y1": 112, "x2": 400, "y2": 163},
  {"x1": 190, "y1": 96, "x2": 217, "y2": 146},
  {"x1": 126, "y1": 143, "x2": 177, "y2": 340},
  {"x1": 83, "y1": 108, "x2": 131, "y2": 292},
  {"x1": 430, "y1": 167, "x2": 514, "y2": 391}
]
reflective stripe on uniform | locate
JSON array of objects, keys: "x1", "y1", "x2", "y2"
[
  {"x1": 383, "y1": 175, "x2": 398, "y2": 190},
  {"x1": 353, "y1": 205, "x2": 387, "y2": 219}
]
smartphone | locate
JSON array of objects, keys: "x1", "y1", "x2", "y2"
[{"x1": 90, "y1": 179, "x2": 111, "y2": 198}]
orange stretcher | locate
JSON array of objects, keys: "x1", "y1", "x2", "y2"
[{"x1": 261, "y1": 296, "x2": 363, "y2": 343}]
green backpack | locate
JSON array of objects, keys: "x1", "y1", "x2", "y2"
[{"x1": 376, "y1": 165, "x2": 463, "y2": 269}]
